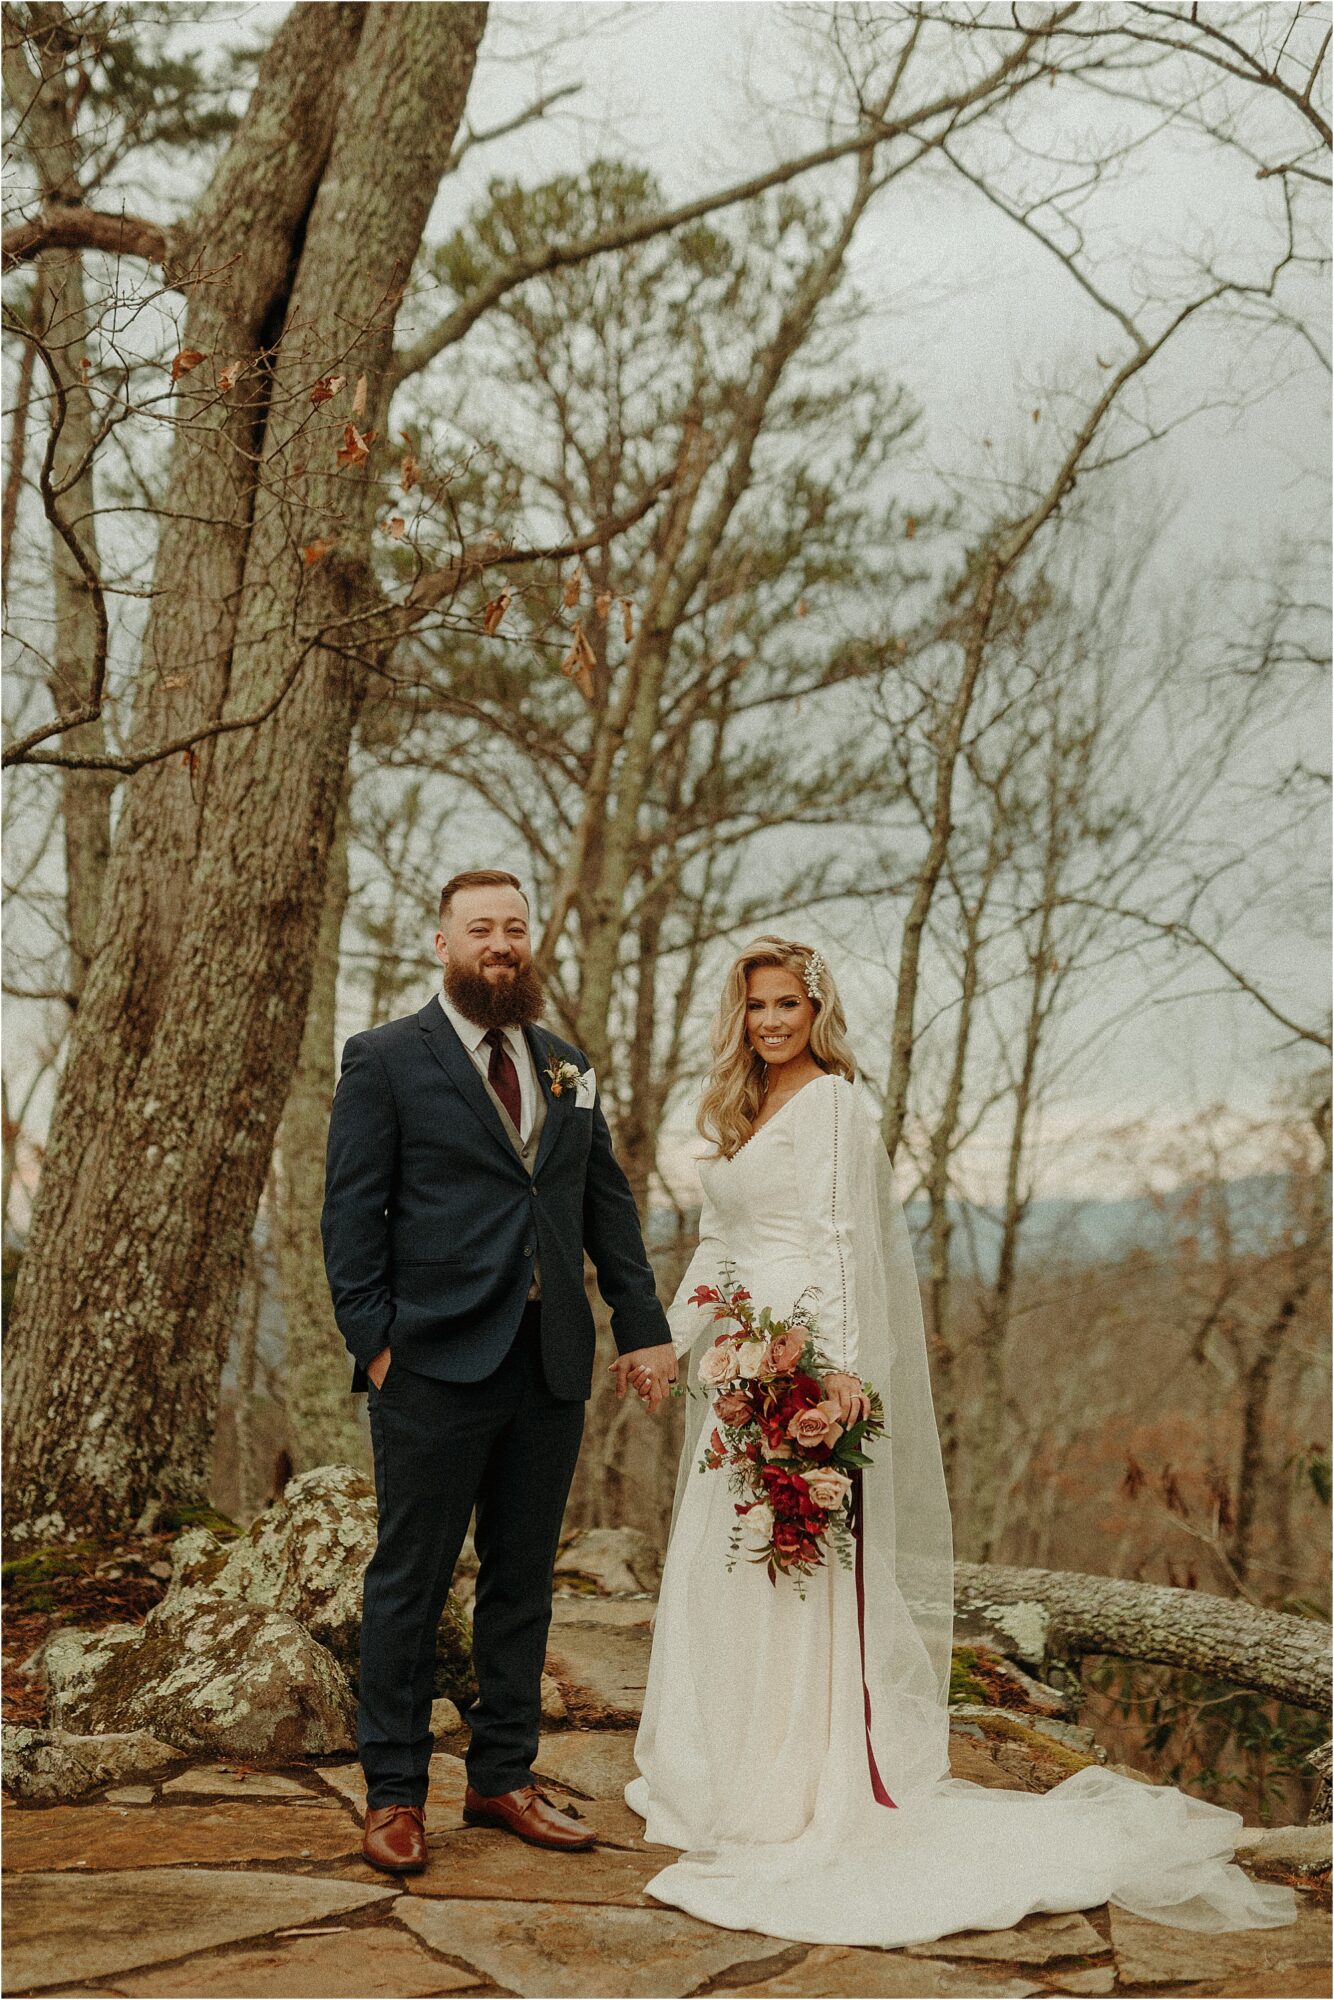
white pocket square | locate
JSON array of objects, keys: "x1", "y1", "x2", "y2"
[{"x1": 574, "y1": 1067, "x2": 597, "y2": 1109}]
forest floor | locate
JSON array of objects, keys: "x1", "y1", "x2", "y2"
[{"x1": 3, "y1": 1591, "x2": 1330, "y2": 1998}]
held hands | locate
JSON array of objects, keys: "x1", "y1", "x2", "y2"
[
  {"x1": 609, "y1": 1345, "x2": 678, "y2": 1415},
  {"x1": 366, "y1": 1346, "x2": 392, "y2": 1391},
  {"x1": 822, "y1": 1370, "x2": 870, "y2": 1428}
]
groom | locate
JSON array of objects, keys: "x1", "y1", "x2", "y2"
[{"x1": 322, "y1": 869, "x2": 677, "y2": 1874}]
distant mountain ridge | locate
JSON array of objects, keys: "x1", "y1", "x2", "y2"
[
  {"x1": 649, "y1": 1173, "x2": 1296, "y2": 1283},
  {"x1": 901, "y1": 1172, "x2": 1296, "y2": 1283}
]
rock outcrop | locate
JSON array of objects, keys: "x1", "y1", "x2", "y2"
[
  {"x1": 43, "y1": 1595, "x2": 356, "y2": 1759},
  {"x1": 160, "y1": 1464, "x2": 477, "y2": 1708},
  {"x1": 1, "y1": 1722, "x2": 185, "y2": 1802}
]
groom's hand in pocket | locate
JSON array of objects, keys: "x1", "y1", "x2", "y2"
[{"x1": 609, "y1": 1345, "x2": 677, "y2": 1414}]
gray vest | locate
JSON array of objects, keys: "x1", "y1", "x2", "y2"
[{"x1": 479, "y1": 1064, "x2": 546, "y2": 1298}]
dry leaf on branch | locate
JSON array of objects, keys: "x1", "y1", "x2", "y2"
[
  {"x1": 560, "y1": 622, "x2": 597, "y2": 701},
  {"x1": 302, "y1": 537, "x2": 337, "y2": 566},
  {"x1": 385, "y1": 516, "x2": 406, "y2": 539},
  {"x1": 482, "y1": 590, "x2": 512, "y2": 636},
  {"x1": 170, "y1": 348, "x2": 205, "y2": 382},
  {"x1": 621, "y1": 597, "x2": 634, "y2": 644},
  {"x1": 904, "y1": 516, "x2": 918, "y2": 540},
  {"x1": 795, "y1": 598, "x2": 808, "y2": 617},
  {"x1": 594, "y1": 591, "x2": 612, "y2": 622},
  {"x1": 351, "y1": 373, "x2": 368, "y2": 418},
  {"x1": 1032, "y1": 407, "x2": 1041, "y2": 423},
  {"x1": 79, "y1": 356, "x2": 92, "y2": 377},
  {"x1": 562, "y1": 564, "x2": 582, "y2": 609},
  {"x1": 160, "y1": 674, "x2": 188, "y2": 690},
  {"x1": 310, "y1": 373, "x2": 346, "y2": 405},
  {"x1": 400, "y1": 452, "x2": 419, "y2": 492},
  {"x1": 336, "y1": 422, "x2": 376, "y2": 468},
  {"x1": 217, "y1": 361, "x2": 244, "y2": 394}
]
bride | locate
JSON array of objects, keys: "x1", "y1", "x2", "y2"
[{"x1": 623, "y1": 936, "x2": 1298, "y2": 1949}]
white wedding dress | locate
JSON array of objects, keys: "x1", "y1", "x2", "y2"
[{"x1": 625, "y1": 1073, "x2": 1298, "y2": 1949}]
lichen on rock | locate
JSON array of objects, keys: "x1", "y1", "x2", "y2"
[
  {"x1": 2, "y1": 1722, "x2": 185, "y2": 1802},
  {"x1": 163, "y1": 1463, "x2": 477, "y2": 1708},
  {"x1": 45, "y1": 1596, "x2": 356, "y2": 1759}
]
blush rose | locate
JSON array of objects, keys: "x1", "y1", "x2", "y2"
[
  {"x1": 698, "y1": 1341, "x2": 738, "y2": 1387},
  {"x1": 739, "y1": 1502, "x2": 774, "y2": 1551},
  {"x1": 732, "y1": 1338, "x2": 769, "y2": 1379},
  {"x1": 764, "y1": 1329, "x2": 806, "y2": 1374},
  {"x1": 806, "y1": 1470, "x2": 853, "y2": 1511},
  {"x1": 786, "y1": 1400, "x2": 844, "y2": 1450}
]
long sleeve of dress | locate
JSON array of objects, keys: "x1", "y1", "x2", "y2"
[
  {"x1": 790, "y1": 1075, "x2": 860, "y2": 1374},
  {"x1": 665, "y1": 1183, "x2": 730, "y2": 1358}
]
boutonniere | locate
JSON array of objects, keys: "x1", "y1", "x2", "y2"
[{"x1": 544, "y1": 1055, "x2": 583, "y2": 1098}]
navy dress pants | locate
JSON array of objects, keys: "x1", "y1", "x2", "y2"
[{"x1": 358, "y1": 1303, "x2": 585, "y2": 1807}]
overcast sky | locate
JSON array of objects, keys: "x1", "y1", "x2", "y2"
[{"x1": 407, "y1": 2, "x2": 1332, "y2": 1197}]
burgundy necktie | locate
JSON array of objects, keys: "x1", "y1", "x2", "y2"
[{"x1": 485, "y1": 1029, "x2": 523, "y2": 1134}]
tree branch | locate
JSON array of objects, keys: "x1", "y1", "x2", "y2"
[
  {"x1": 389, "y1": 12, "x2": 1076, "y2": 389},
  {"x1": 2, "y1": 200, "x2": 170, "y2": 272}
]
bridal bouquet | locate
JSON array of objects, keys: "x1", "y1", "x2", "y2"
[{"x1": 687, "y1": 1275, "x2": 886, "y2": 1589}]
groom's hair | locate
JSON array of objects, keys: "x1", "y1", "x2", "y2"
[{"x1": 438, "y1": 869, "x2": 529, "y2": 926}]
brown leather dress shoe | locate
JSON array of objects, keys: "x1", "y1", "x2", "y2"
[
  {"x1": 463, "y1": 1782, "x2": 595, "y2": 1850},
  {"x1": 362, "y1": 1802, "x2": 427, "y2": 1873}
]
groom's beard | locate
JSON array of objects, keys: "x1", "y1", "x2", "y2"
[{"x1": 444, "y1": 956, "x2": 546, "y2": 1031}]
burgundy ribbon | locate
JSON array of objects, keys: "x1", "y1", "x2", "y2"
[{"x1": 850, "y1": 1470, "x2": 897, "y2": 1809}]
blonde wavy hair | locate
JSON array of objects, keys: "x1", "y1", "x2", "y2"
[{"x1": 697, "y1": 936, "x2": 856, "y2": 1159}]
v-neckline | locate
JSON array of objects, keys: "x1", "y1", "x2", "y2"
[{"x1": 725, "y1": 1073, "x2": 830, "y2": 1162}]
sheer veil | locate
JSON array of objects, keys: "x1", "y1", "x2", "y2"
[{"x1": 668, "y1": 1078, "x2": 955, "y2": 1803}]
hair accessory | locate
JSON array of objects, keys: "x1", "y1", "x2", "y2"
[{"x1": 803, "y1": 950, "x2": 825, "y2": 1001}]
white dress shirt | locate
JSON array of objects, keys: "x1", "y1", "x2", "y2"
[{"x1": 437, "y1": 990, "x2": 538, "y2": 1144}]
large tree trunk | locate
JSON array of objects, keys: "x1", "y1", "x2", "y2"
[
  {"x1": 272, "y1": 774, "x2": 365, "y2": 1471},
  {"x1": 955, "y1": 1561, "x2": 1331, "y2": 1711},
  {"x1": 4, "y1": 3, "x2": 488, "y2": 1543},
  {"x1": 37, "y1": 2, "x2": 367, "y2": 1095}
]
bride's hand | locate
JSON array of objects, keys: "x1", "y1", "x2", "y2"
[{"x1": 822, "y1": 1371, "x2": 869, "y2": 1428}]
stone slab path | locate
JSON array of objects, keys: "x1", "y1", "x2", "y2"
[
  {"x1": 5, "y1": 1604, "x2": 1330, "y2": 1997},
  {"x1": 4, "y1": 1724, "x2": 1328, "y2": 2000}
]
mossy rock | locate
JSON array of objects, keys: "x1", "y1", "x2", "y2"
[
  {"x1": 949, "y1": 1644, "x2": 996, "y2": 1708},
  {"x1": 2, "y1": 1543, "x2": 103, "y2": 1613},
  {"x1": 952, "y1": 1705, "x2": 1100, "y2": 1776},
  {"x1": 158, "y1": 1502, "x2": 241, "y2": 1539}
]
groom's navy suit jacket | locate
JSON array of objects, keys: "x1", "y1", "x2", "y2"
[{"x1": 321, "y1": 999, "x2": 671, "y2": 1397}]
